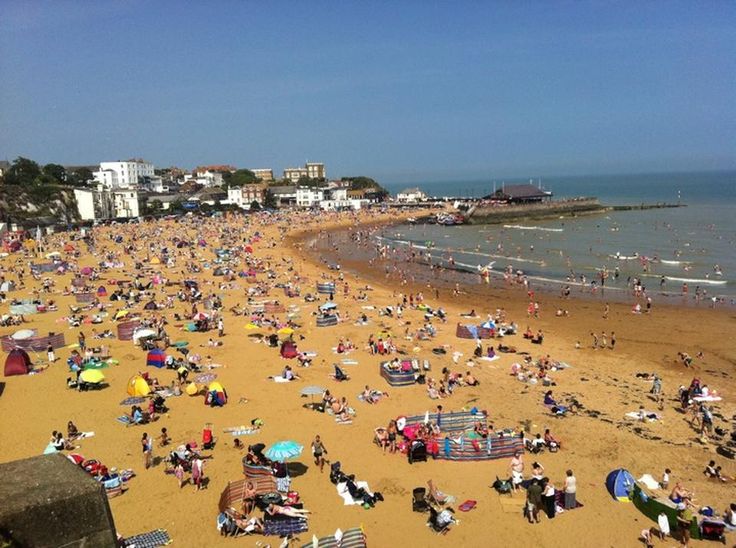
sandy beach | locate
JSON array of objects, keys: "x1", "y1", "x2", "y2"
[{"x1": 1, "y1": 209, "x2": 735, "y2": 547}]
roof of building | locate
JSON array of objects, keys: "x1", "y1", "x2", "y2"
[
  {"x1": 495, "y1": 184, "x2": 552, "y2": 199},
  {"x1": 269, "y1": 185, "x2": 296, "y2": 195}
]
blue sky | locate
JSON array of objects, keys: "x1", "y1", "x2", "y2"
[{"x1": 1, "y1": 1, "x2": 734, "y2": 183}]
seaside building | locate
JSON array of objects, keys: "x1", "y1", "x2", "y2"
[
  {"x1": 251, "y1": 168, "x2": 274, "y2": 181},
  {"x1": 284, "y1": 167, "x2": 309, "y2": 183},
  {"x1": 269, "y1": 185, "x2": 297, "y2": 206},
  {"x1": 194, "y1": 164, "x2": 236, "y2": 174},
  {"x1": 93, "y1": 160, "x2": 154, "y2": 189},
  {"x1": 227, "y1": 183, "x2": 268, "y2": 209},
  {"x1": 296, "y1": 187, "x2": 324, "y2": 207},
  {"x1": 0, "y1": 160, "x2": 10, "y2": 180},
  {"x1": 306, "y1": 162, "x2": 326, "y2": 179},
  {"x1": 74, "y1": 187, "x2": 140, "y2": 221},
  {"x1": 396, "y1": 187, "x2": 428, "y2": 203},
  {"x1": 184, "y1": 170, "x2": 224, "y2": 188},
  {"x1": 488, "y1": 183, "x2": 552, "y2": 204},
  {"x1": 284, "y1": 162, "x2": 326, "y2": 182}
]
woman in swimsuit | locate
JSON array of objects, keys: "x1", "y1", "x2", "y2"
[{"x1": 266, "y1": 503, "x2": 311, "y2": 519}]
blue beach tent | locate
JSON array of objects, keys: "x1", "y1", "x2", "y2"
[{"x1": 606, "y1": 468, "x2": 635, "y2": 502}]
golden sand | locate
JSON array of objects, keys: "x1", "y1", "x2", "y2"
[{"x1": 1, "y1": 209, "x2": 734, "y2": 547}]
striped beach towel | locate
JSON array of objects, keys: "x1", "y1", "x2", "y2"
[{"x1": 122, "y1": 529, "x2": 171, "y2": 547}]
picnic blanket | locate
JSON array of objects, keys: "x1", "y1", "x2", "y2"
[
  {"x1": 121, "y1": 529, "x2": 171, "y2": 547},
  {"x1": 625, "y1": 411, "x2": 661, "y2": 421},
  {"x1": 336, "y1": 481, "x2": 372, "y2": 506}
]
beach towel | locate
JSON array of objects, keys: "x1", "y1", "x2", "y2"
[
  {"x1": 478, "y1": 356, "x2": 500, "y2": 362},
  {"x1": 625, "y1": 411, "x2": 661, "y2": 421},
  {"x1": 225, "y1": 426, "x2": 260, "y2": 436},
  {"x1": 117, "y1": 416, "x2": 134, "y2": 425},
  {"x1": 341, "y1": 359, "x2": 359, "y2": 365},
  {"x1": 271, "y1": 376, "x2": 291, "y2": 383},
  {"x1": 122, "y1": 529, "x2": 171, "y2": 547},
  {"x1": 459, "y1": 500, "x2": 477, "y2": 512},
  {"x1": 638, "y1": 474, "x2": 661, "y2": 490},
  {"x1": 263, "y1": 516, "x2": 308, "y2": 537},
  {"x1": 335, "y1": 417, "x2": 353, "y2": 425},
  {"x1": 336, "y1": 481, "x2": 372, "y2": 505},
  {"x1": 194, "y1": 373, "x2": 217, "y2": 383}
]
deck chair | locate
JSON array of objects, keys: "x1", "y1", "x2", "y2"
[
  {"x1": 413, "y1": 487, "x2": 429, "y2": 512},
  {"x1": 427, "y1": 507, "x2": 456, "y2": 534}
]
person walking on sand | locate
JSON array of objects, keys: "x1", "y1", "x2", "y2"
[
  {"x1": 47, "y1": 344, "x2": 56, "y2": 363},
  {"x1": 142, "y1": 432, "x2": 153, "y2": 469},
  {"x1": 610, "y1": 332, "x2": 616, "y2": 350},
  {"x1": 603, "y1": 302, "x2": 609, "y2": 319},
  {"x1": 591, "y1": 332, "x2": 598, "y2": 349},
  {"x1": 311, "y1": 435, "x2": 328, "y2": 473},
  {"x1": 217, "y1": 317, "x2": 224, "y2": 337},
  {"x1": 191, "y1": 456, "x2": 204, "y2": 490},
  {"x1": 174, "y1": 461, "x2": 185, "y2": 488},
  {"x1": 509, "y1": 451, "x2": 524, "y2": 492}
]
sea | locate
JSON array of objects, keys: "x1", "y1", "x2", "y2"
[{"x1": 376, "y1": 171, "x2": 736, "y2": 303}]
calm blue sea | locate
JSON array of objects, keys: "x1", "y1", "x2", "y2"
[{"x1": 379, "y1": 171, "x2": 736, "y2": 300}]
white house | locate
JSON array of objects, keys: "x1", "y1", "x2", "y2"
[
  {"x1": 74, "y1": 187, "x2": 139, "y2": 221},
  {"x1": 141, "y1": 176, "x2": 167, "y2": 193},
  {"x1": 396, "y1": 187, "x2": 427, "y2": 203},
  {"x1": 296, "y1": 187, "x2": 324, "y2": 207},
  {"x1": 93, "y1": 160, "x2": 155, "y2": 189},
  {"x1": 227, "y1": 184, "x2": 267, "y2": 209}
]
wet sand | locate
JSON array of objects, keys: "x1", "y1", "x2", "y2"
[{"x1": 1, "y1": 209, "x2": 735, "y2": 547}]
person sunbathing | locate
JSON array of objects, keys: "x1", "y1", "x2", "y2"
[
  {"x1": 543, "y1": 428, "x2": 561, "y2": 450},
  {"x1": 241, "y1": 481, "x2": 258, "y2": 514},
  {"x1": 362, "y1": 385, "x2": 378, "y2": 404},
  {"x1": 266, "y1": 503, "x2": 311, "y2": 519},
  {"x1": 465, "y1": 372, "x2": 479, "y2": 386},
  {"x1": 67, "y1": 421, "x2": 81, "y2": 441}
]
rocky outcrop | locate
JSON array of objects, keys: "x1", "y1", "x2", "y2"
[{"x1": 0, "y1": 185, "x2": 80, "y2": 226}]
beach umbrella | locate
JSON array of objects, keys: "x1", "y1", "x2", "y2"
[
  {"x1": 243, "y1": 323, "x2": 261, "y2": 331},
  {"x1": 80, "y1": 266, "x2": 93, "y2": 276},
  {"x1": 375, "y1": 331, "x2": 392, "y2": 338},
  {"x1": 114, "y1": 310, "x2": 130, "y2": 320},
  {"x1": 192, "y1": 312, "x2": 208, "y2": 321},
  {"x1": 79, "y1": 369, "x2": 105, "y2": 384},
  {"x1": 481, "y1": 320, "x2": 496, "y2": 329},
  {"x1": 11, "y1": 329, "x2": 35, "y2": 340},
  {"x1": 132, "y1": 328, "x2": 155, "y2": 340},
  {"x1": 319, "y1": 302, "x2": 338, "y2": 311},
  {"x1": 277, "y1": 327, "x2": 294, "y2": 335},
  {"x1": 301, "y1": 385, "x2": 326, "y2": 397},
  {"x1": 265, "y1": 440, "x2": 303, "y2": 462}
]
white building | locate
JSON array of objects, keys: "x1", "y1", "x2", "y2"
[
  {"x1": 141, "y1": 176, "x2": 167, "y2": 193},
  {"x1": 227, "y1": 184, "x2": 268, "y2": 209},
  {"x1": 396, "y1": 187, "x2": 427, "y2": 203},
  {"x1": 296, "y1": 187, "x2": 324, "y2": 207},
  {"x1": 74, "y1": 187, "x2": 140, "y2": 221},
  {"x1": 93, "y1": 160, "x2": 154, "y2": 189},
  {"x1": 184, "y1": 170, "x2": 224, "y2": 188}
]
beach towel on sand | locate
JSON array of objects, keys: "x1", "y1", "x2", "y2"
[
  {"x1": 122, "y1": 528, "x2": 171, "y2": 547},
  {"x1": 337, "y1": 481, "x2": 372, "y2": 505}
]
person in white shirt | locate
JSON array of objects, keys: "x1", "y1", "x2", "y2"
[{"x1": 564, "y1": 469, "x2": 577, "y2": 509}]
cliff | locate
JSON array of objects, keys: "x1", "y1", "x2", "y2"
[{"x1": 0, "y1": 184, "x2": 80, "y2": 226}]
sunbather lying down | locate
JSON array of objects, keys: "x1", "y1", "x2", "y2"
[{"x1": 266, "y1": 503, "x2": 311, "y2": 519}]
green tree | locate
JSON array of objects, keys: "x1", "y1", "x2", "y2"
[
  {"x1": 250, "y1": 200, "x2": 262, "y2": 211},
  {"x1": 4, "y1": 157, "x2": 41, "y2": 185},
  {"x1": 223, "y1": 169, "x2": 257, "y2": 187},
  {"x1": 296, "y1": 176, "x2": 326, "y2": 188},
  {"x1": 42, "y1": 163, "x2": 66, "y2": 184},
  {"x1": 264, "y1": 189, "x2": 278, "y2": 209},
  {"x1": 67, "y1": 167, "x2": 93, "y2": 186}
]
